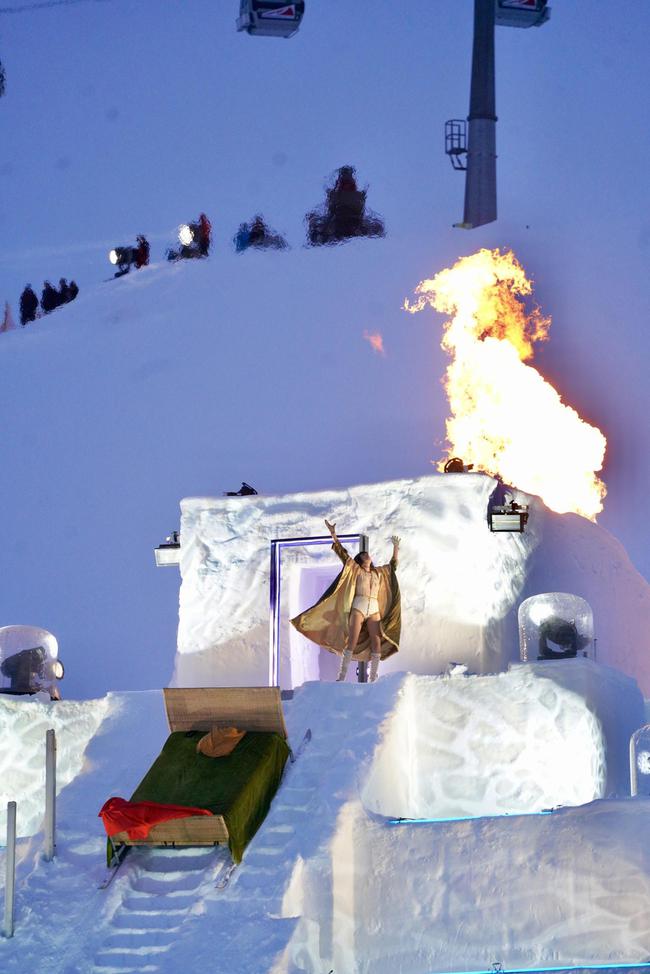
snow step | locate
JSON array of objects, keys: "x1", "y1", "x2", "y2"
[
  {"x1": 129, "y1": 873, "x2": 204, "y2": 893},
  {"x1": 93, "y1": 966, "x2": 160, "y2": 974},
  {"x1": 95, "y1": 943, "x2": 170, "y2": 957},
  {"x1": 245, "y1": 844, "x2": 285, "y2": 857},
  {"x1": 140, "y1": 855, "x2": 215, "y2": 872},
  {"x1": 122, "y1": 893, "x2": 195, "y2": 912},
  {"x1": 101, "y1": 930, "x2": 178, "y2": 949},
  {"x1": 111, "y1": 912, "x2": 183, "y2": 932}
]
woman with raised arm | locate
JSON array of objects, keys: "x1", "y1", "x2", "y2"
[{"x1": 291, "y1": 520, "x2": 401, "y2": 683}]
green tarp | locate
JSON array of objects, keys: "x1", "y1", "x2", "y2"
[{"x1": 130, "y1": 730, "x2": 290, "y2": 862}]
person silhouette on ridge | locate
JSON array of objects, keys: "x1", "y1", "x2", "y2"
[{"x1": 19, "y1": 284, "x2": 38, "y2": 326}]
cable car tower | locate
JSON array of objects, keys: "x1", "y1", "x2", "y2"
[{"x1": 446, "y1": 0, "x2": 550, "y2": 229}]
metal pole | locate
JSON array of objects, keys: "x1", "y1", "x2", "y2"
[
  {"x1": 630, "y1": 732, "x2": 638, "y2": 797},
  {"x1": 357, "y1": 533, "x2": 370, "y2": 684},
  {"x1": 44, "y1": 729, "x2": 56, "y2": 861},
  {"x1": 4, "y1": 801, "x2": 16, "y2": 938},
  {"x1": 269, "y1": 542, "x2": 278, "y2": 687},
  {"x1": 460, "y1": 0, "x2": 497, "y2": 228}
]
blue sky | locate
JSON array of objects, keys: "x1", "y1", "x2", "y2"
[{"x1": 1, "y1": 1, "x2": 649, "y2": 693}]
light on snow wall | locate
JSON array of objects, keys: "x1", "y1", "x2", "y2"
[{"x1": 174, "y1": 473, "x2": 650, "y2": 692}]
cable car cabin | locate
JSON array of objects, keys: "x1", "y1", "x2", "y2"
[
  {"x1": 237, "y1": 1, "x2": 305, "y2": 38},
  {"x1": 495, "y1": 0, "x2": 550, "y2": 28}
]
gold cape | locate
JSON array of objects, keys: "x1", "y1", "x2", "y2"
[{"x1": 290, "y1": 540, "x2": 401, "y2": 662}]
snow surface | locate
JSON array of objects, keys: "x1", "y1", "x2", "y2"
[
  {"x1": 1, "y1": 671, "x2": 648, "y2": 973},
  {"x1": 0, "y1": 694, "x2": 108, "y2": 838},
  {"x1": 177, "y1": 473, "x2": 650, "y2": 695},
  {"x1": 360, "y1": 664, "x2": 638, "y2": 821}
]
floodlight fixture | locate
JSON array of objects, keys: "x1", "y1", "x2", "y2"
[
  {"x1": 108, "y1": 246, "x2": 136, "y2": 275},
  {"x1": 488, "y1": 502, "x2": 529, "y2": 532},
  {"x1": 154, "y1": 530, "x2": 181, "y2": 567},
  {"x1": 178, "y1": 224, "x2": 194, "y2": 246}
]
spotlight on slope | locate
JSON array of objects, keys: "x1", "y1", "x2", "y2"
[
  {"x1": 108, "y1": 246, "x2": 136, "y2": 277},
  {"x1": 178, "y1": 224, "x2": 194, "y2": 246}
]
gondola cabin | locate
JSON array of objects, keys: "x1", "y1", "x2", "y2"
[
  {"x1": 237, "y1": 1, "x2": 305, "y2": 38},
  {"x1": 495, "y1": 0, "x2": 550, "y2": 28}
]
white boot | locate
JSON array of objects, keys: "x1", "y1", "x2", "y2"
[
  {"x1": 336, "y1": 649, "x2": 353, "y2": 682},
  {"x1": 369, "y1": 653, "x2": 380, "y2": 683}
]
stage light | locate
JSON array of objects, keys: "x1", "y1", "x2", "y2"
[
  {"x1": 178, "y1": 224, "x2": 194, "y2": 246},
  {"x1": 154, "y1": 531, "x2": 181, "y2": 568},
  {"x1": 488, "y1": 503, "x2": 529, "y2": 532}
]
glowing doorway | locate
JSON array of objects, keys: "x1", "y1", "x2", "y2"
[{"x1": 269, "y1": 534, "x2": 368, "y2": 688}]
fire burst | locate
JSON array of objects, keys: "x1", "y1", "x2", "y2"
[{"x1": 405, "y1": 248, "x2": 607, "y2": 520}]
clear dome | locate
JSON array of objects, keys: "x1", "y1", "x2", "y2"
[
  {"x1": 518, "y1": 593, "x2": 594, "y2": 663},
  {"x1": 631, "y1": 725, "x2": 650, "y2": 796},
  {"x1": 0, "y1": 625, "x2": 62, "y2": 695}
]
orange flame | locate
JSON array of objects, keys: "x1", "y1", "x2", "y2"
[
  {"x1": 405, "y1": 248, "x2": 607, "y2": 519},
  {"x1": 363, "y1": 330, "x2": 385, "y2": 356}
]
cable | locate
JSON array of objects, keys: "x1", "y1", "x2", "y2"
[
  {"x1": 0, "y1": 0, "x2": 109, "y2": 14},
  {"x1": 428, "y1": 964, "x2": 650, "y2": 974}
]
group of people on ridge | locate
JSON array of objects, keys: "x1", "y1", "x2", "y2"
[
  {"x1": 7, "y1": 165, "x2": 385, "y2": 333},
  {"x1": 19, "y1": 279, "x2": 79, "y2": 327}
]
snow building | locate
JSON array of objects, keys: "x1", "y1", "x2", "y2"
[{"x1": 173, "y1": 472, "x2": 650, "y2": 696}]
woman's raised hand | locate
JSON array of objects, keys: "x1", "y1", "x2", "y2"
[
  {"x1": 325, "y1": 519, "x2": 337, "y2": 537},
  {"x1": 391, "y1": 535, "x2": 401, "y2": 546}
]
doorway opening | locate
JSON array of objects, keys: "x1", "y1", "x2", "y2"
[{"x1": 269, "y1": 534, "x2": 368, "y2": 689}]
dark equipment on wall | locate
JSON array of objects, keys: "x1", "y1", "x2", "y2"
[
  {"x1": 488, "y1": 499, "x2": 529, "y2": 533},
  {"x1": 237, "y1": 0, "x2": 305, "y2": 38},
  {"x1": 538, "y1": 616, "x2": 594, "y2": 661},
  {"x1": 306, "y1": 166, "x2": 385, "y2": 247},
  {"x1": 224, "y1": 482, "x2": 258, "y2": 497},
  {"x1": 154, "y1": 531, "x2": 181, "y2": 568},
  {"x1": 0, "y1": 647, "x2": 64, "y2": 698},
  {"x1": 444, "y1": 457, "x2": 474, "y2": 473}
]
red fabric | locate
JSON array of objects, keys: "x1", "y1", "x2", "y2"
[{"x1": 99, "y1": 797, "x2": 212, "y2": 841}]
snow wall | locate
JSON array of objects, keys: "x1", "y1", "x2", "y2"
[
  {"x1": 174, "y1": 473, "x2": 650, "y2": 694},
  {"x1": 0, "y1": 694, "x2": 108, "y2": 838},
  {"x1": 362, "y1": 662, "x2": 642, "y2": 817}
]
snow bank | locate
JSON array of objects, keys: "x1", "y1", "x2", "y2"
[
  {"x1": 176, "y1": 472, "x2": 650, "y2": 693},
  {"x1": 279, "y1": 797, "x2": 650, "y2": 974},
  {"x1": 361, "y1": 664, "x2": 642, "y2": 821},
  {"x1": 0, "y1": 694, "x2": 109, "y2": 838}
]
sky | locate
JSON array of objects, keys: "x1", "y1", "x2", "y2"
[{"x1": 1, "y1": 0, "x2": 649, "y2": 695}]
